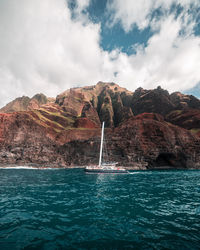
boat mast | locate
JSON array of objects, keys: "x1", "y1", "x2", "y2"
[{"x1": 99, "y1": 121, "x2": 105, "y2": 166}]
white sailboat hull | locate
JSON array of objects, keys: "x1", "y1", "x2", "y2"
[
  {"x1": 84, "y1": 121, "x2": 129, "y2": 174},
  {"x1": 85, "y1": 165, "x2": 128, "y2": 174}
]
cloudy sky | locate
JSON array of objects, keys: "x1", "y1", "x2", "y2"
[{"x1": 0, "y1": 0, "x2": 200, "y2": 107}]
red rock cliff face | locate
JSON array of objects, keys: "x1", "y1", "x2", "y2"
[
  {"x1": 0, "y1": 110, "x2": 100, "y2": 167},
  {"x1": 55, "y1": 82, "x2": 133, "y2": 128},
  {"x1": 55, "y1": 114, "x2": 200, "y2": 169},
  {"x1": 0, "y1": 82, "x2": 200, "y2": 169},
  {"x1": 114, "y1": 114, "x2": 200, "y2": 169}
]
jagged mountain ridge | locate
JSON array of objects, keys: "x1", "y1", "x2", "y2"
[
  {"x1": 0, "y1": 93, "x2": 54, "y2": 113},
  {"x1": 0, "y1": 81, "x2": 200, "y2": 169},
  {"x1": 2, "y1": 81, "x2": 200, "y2": 130},
  {"x1": 55, "y1": 81, "x2": 133, "y2": 127}
]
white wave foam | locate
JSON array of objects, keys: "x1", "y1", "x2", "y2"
[
  {"x1": 0, "y1": 166, "x2": 39, "y2": 169},
  {"x1": 0, "y1": 166, "x2": 62, "y2": 170},
  {"x1": 128, "y1": 171, "x2": 145, "y2": 174}
]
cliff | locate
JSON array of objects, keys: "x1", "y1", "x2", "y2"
[{"x1": 0, "y1": 82, "x2": 200, "y2": 169}]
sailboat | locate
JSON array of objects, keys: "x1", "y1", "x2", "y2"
[{"x1": 85, "y1": 122, "x2": 128, "y2": 174}]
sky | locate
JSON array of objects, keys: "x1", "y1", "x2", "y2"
[{"x1": 0, "y1": 0, "x2": 200, "y2": 107}]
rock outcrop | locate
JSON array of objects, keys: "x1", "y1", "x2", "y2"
[
  {"x1": 166, "y1": 109, "x2": 200, "y2": 137},
  {"x1": 0, "y1": 93, "x2": 52, "y2": 113},
  {"x1": 0, "y1": 82, "x2": 200, "y2": 169},
  {"x1": 56, "y1": 81, "x2": 133, "y2": 127},
  {"x1": 170, "y1": 92, "x2": 200, "y2": 110},
  {"x1": 131, "y1": 86, "x2": 175, "y2": 116}
]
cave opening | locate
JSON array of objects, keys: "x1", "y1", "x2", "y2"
[{"x1": 155, "y1": 153, "x2": 176, "y2": 168}]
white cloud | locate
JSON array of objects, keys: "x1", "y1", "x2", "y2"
[
  {"x1": 0, "y1": 0, "x2": 200, "y2": 108},
  {"x1": 112, "y1": 14, "x2": 200, "y2": 93},
  {"x1": 0, "y1": 0, "x2": 105, "y2": 107},
  {"x1": 107, "y1": 0, "x2": 199, "y2": 32},
  {"x1": 76, "y1": 0, "x2": 90, "y2": 13},
  {"x1": 72, "y1": 0, "x2": 91, "y2": 22},
  {"x1": 107, "y1": 0, "x2": 154, "y2": 31}
]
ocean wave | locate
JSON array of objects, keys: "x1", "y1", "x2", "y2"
[{"x1": 0, "y1": 169, "x2": 199, "y2": 249}]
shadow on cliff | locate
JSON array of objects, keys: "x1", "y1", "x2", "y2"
[{"x1": 148, "y1": 152, "x2": 187, "y2": 169}]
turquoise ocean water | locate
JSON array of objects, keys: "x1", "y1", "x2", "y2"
[{"x1": 0, "y1": 168, "x2": 200, "y2": 249}]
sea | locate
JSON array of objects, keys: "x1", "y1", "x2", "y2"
[{"x1": 0, "y1": 168, "x2": 200, "y2": 250}]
